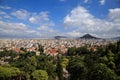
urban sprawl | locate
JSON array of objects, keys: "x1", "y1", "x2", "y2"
[{"x1": 0, "y1": 39, "x2": 117, "y2": 56}]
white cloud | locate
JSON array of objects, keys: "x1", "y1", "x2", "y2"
[
  {"x1": 0, "y1": 19, "x2": 56, "y2": 38},
  {"x1": 0, "y1": 7, "x2": 57, "y2": 38},
  {"x1": 38, "y1": 25, "x2": 56, "y2": 33},
  {"x1": 0, "y1": 10, "x2": 7, "y2": 15},
  {"x1": 3, "y1": 15, "x2": 11, "y2": 19},
  {"x1": 29, "y1": 11, "x2": 55, "y2": 35},
  {"x1": 0, "y1": 20, "x2": 39, "y2": 38},
  {"x1": 108, "y1": 8, "x2": 120, "y2": 22},
  {"x1": 29, "y1": 11, "x2": 50, "y2": 24},
  {"x1": 0, "y1": 6, "x2": 11, "y2": 9},
  {"x1": 37, "y1": 26, "x2": 58, "y2": 38},
  {"x1": 11, "y1": 9, "x2": 30, "y2": 20},
  {"x1": 0, "y1": 21, "x2": 27, "y2": 30},
  {"x1": 36, "y1": 21, "x2": 58, "y2": 38},
  {"x1": 84, "y1": 0, "x2": 89, "y2": 3},
  {"x1": 28, "y1": 11, "x2": 57, "y2": 38},
  {"x1": 67, "y1": 31, "x2": 83, "y2": 37},
  {"x1": 0, "y1": 10, "x2": 12, "y2": 19},
  {"x1": 63, "y1": 6, "x2": 120, "y2": 38},
  {"x1": 100, "y1": 0, "x2": 105, "y2": 5},
  {"x1": 0, "y1": 8, "x2": 57, "y2": 38}
]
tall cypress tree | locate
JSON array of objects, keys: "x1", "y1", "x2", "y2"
[{"x1": 56, "y1": 54, "x2": 63, "y2": 80}]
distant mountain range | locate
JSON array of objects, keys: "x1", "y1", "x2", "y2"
[
  {"x1": 54, "y1": 34, "x2": 99, "y2": 39},
  {"x1": 54, "y1": 36, "x2": 67, "y2": 39},
  {"x1": 54, "y1": 34, "x2": 120, "y2": 40},
  {"x1": 111, "y1": 37, "x2": 120, "y2": 40},
  {"x1": 77, "y1": 34, "x2": 99, "y2": 39}
]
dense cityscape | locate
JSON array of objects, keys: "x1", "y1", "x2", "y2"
[{"x1": 0, "y1": 39, "x2": 117, "y2": 56}]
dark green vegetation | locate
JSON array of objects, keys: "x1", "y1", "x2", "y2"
[{"x1": 0, "y1": 40, "x2": 120, "y2": 80}]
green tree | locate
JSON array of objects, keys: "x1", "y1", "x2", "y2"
[
  {"x1": 47, "y1": 63, "x2": 56, "y2": 80},
  {"x1": 99, "y1": 56, "x2": 108, "y2": 64},
  {"x1": 67, "y1": 56, "x2": 87, "y2": 80},
  {"x1": 0, "y1": 66, "x2": 20, "y2": 80},
  {"x1": 32, "y1": 70, "x2": 48, "y2": 80},
  {"x1": 56, "y1": 55, "x2": 63, "y2": 80},
  {"x1": 36, "y1": 54, "x2": 56, "y2": 80},
  {"x1": 61, "y1": 57, "x2": 69, "y2": 68},
  {"x1": 107, "y1": 43, "x2": 117, "y2": 54},
  {"x1": 76, "y1": 46, "x2": 89, "y2": 55},
  {"x1": 20, "y1": 47, "x2": 26, "y2": 52},
  {"x1": 115, "y1": 51, "x2": 120, "y2": 75},
  {"x1": 38, "y1": 44, "x2": 44, "y2": 53},
  {"x1": 100, "y1": 50, "x2": 116, "y2": 69},
  {"x1": 67, "y1": 47, "x2": 77, "y2": 56},
  {"x1": 11, "y1": 52, "x2": 37, "y2": 80},
  {"x1": 107, "y1": 50, "x2": 115, "y2": 62},
  {"x1": 88, "y1": 63, "x2": 116, "y2": 80}
]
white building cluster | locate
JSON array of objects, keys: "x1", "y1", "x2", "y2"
[{"x1": 0, "y1": 39, "x2": 117, "y2": 55}]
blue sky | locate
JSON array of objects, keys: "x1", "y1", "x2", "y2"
[{"x1": 0, "y1": 0, "x2": 120, "y2": 38}]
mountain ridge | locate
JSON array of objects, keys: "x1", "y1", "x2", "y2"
[
  {"x1": 78, "y1": 34, "x2": 99, "y2": 39},
  {"x1": 54, "y1": 36, "x2": 67, "y2": 39}
]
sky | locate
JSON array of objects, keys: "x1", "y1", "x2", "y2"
[{"x1": 0, "y1": 0, "x2": 120, "y2": 38}]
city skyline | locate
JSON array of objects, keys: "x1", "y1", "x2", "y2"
[{"x1": 0, "y1": 0, "x2": 120, "y2": 38}]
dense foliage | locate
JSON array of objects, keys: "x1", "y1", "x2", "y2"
[{"x1": 0, "y1": 40, "x2": 120, "y2": 80}]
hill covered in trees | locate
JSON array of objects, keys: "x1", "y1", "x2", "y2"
[{"x1": 0, "y1": 40, "x2": 120, "y2": 80}]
